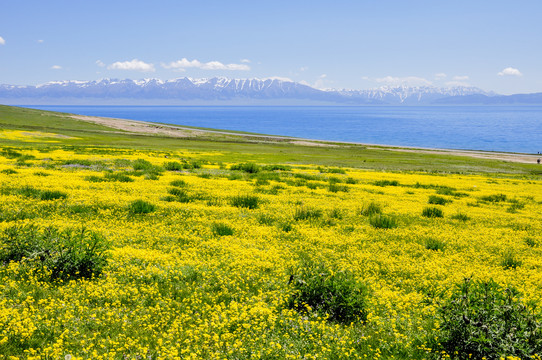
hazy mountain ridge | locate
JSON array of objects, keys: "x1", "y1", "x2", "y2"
[{"x1": 1, "y1": 77, "x2": 541, "y2": 105}]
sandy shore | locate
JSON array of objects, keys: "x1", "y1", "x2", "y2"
[{"x1": 70, "y1": 114, "x2": 540, "y2": 164}]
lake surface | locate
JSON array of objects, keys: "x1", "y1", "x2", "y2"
[{"x1": 27, "y1": 105, "x2": 542, "y2": 153}]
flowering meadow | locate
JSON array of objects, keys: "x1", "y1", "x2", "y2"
[{"x1": 0, "y1": 142, "x2": 541, "y2": 360}]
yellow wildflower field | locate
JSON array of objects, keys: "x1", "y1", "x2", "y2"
[{"x1": 0, "y1": 147, "x2": 541, "y2": 360}]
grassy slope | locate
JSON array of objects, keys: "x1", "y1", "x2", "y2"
[{"x1": 0, "y1": 104, "x2": 540, "y2": 175}]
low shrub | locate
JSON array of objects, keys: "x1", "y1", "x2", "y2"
[
  {"x1": 231, "y1": 194, "x2": 259, "y2": 209},
  {"x1": 501, "y1": 249, "x2": 522, "y2": 269},
  {"x1": 328, "y1": 183, "x2": 349, "y2": 193},
  {"x1": 128, "y1": 199, "x2": 156, "y2": 214},
  {"x1": 104, "y1": 172, "x2": 134, "y2": 182},
  {"x1": 287, "y1": 259, "x2": 369, "y2": 323},
  {"x1": 262, "y1": 164, "x2": 291, "y2": 171},
  {"x1": 422, "y1": 206, "x2": 444, "y2": 218},
  {"x1": 170, "y1": 179, "x2": 188, "y2": 187},
  {"x1": 167, "y1": 188, "x2": 191, "y2": 202},
  {"x1": 431, "y1": 278, "x2": 542, "y2": 360},
  {"x1": 293, "y1": 206, "x2": 323, "y2": 221},
  {"x1": 451, "y1": 212, "x2": 470, "y2": 221},
  {"x1": 0, "y1": 225, "x2": 109, "y2": 281},
  {"x1": 424, "y1": 237, "x2": 446, "y2": 251},
  {"x1": 211, "y1": 222, "x2": 234, "y2": 236},
  {"x1": 230, "y1": 162, "x2": 260, "y2": 173},
  {"x1": 132, "y1": 158, "x2": 154, "y2": 171},
  {"x1": 428, "y1": 195, "x2": 451, "y2": 205},
  {"x1": 1, "y1": 168, "x2": 18, "y2": 175},
  {"x1": 369, "y1": 214, "x2": 397, "y2": 229},
  {"x1": 39, "y1": 190, "x2": 68, "y2": 201},
  {"x1": 479, "y1": 193, "x2": 507, "y2": 203},
  {"x1": 164, "y1": 161, "x2": 184, "y2": 171},
  {"x1": 360, "y1": 201, "x2": 382, "y2": 216},
  {"x1": 372, "y1": 179, "x2": 399, "y2": 187}
]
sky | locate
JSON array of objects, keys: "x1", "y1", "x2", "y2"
[{"x1": 1, "y1": 0, "x2": 541, "y2": 94}]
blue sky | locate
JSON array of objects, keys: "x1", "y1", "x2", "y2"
[{"x1": 1, "y1": 0, "x2": 541, "y2": 94}]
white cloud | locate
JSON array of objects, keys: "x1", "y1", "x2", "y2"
[
  {"x1": 240, "y1": 59, "x2": 251, "y2": 63},
  {"x1": 375, "y1": 76, "x2": 432, "y2": 87},
  {"x1": 96, "y1": 60, "x2": 106, "y2": 67},
  {"x1": 37, "y1": 39, "x2": 44, "y2": 43},
  {"x1": 445, "y1": 81, "x2": 470, "y2": 87},
  {"x1": 51, "y1": 65, "x2": 62, "y2": 70},
  {"x1": 108, "y1": 59, "x2": 155, "y2": 72},
  {"x1": 162, "y1": 58, "x2": 250, "y2": 71},
  {"x1": 314, "y1": 74, "x2": 329, "y2": 89},
  {"x1": 453, "y1": 75, "x2": 469, "y2": 81},
  {"x1": 300, "y1": 66, "x2": 308, "y2": 72},
  {"x1": 498, "y1": 67, "x2": 522, "y2": 77},
  {"x1": 0, "y1": 36, "x2": 5, "y2": 45},
  {"x1": 263, "y1": 76, "x2": 293, "y2": 82},
  {"x1": 435, "y1": 73, "x2": 447, "y2": 80}
]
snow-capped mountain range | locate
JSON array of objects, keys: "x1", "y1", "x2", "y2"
[{"x1": 1, "y1": 77, "x2": 540, "y2": 105}]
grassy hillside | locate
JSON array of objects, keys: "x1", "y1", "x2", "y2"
[{"x1": 0, "y1": 105, "x2": 541, "y2": 360}]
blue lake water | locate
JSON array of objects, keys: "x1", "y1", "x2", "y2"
[{"x1": 26, "y1": 105, "x2": 542, "y2": 153}]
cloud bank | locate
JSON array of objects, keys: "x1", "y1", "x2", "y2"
[
  {"x1": 51, "y1": 65, "x2": 62, "y2": 70},
  {"x1": 0, "y1": 36, "x2": 5, "y2": 45},
  {"x1": 108, "y1": 59, "x2": 155, "y2": 72},
  {"x1": 498, "y1": 67, "x2": 522, "y2": 77},
  {"x1": 162, "y1": 58, "x2": 250, "y2": 71}
]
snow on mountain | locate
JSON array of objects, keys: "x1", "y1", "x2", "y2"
[{"x1": 0, "y1": 77, "x2": 523, "y2": 105}]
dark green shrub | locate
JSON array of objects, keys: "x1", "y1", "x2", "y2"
[
  {"x1": 451, "y1": 212, "x2": 470, "y2": 221},
  {"x1": 293, "y1": 207, "x2": 322, "y2": 221},
  {"x1": 0, "y1": 225, "x2": 109, "y2": 281},
  {"x1": 17, "y1": 185, "x2": 42, "y2": 198},
  {"x1": 1, "y1": 168, "x2": 18, "y2": 175},
  {"x1": 132, "y1": 158, "x2": 154, "y2": 171},
  {"x1": 479, "y1": 193, "x2": 507, "y2": 203},
  {"x1": 360, "y1": 202, "x2": 382, "y2": 216},
  {"x1": 424, "y1": 237, "x2": 446, "y2": 251},
  {"x1": 328, "y1": 183, "x2": 349, "y2": 193},
  {"x1": 167, "y1": 188, "x2": 191, "y2": 203},
  {"x1": 501, "y1": 250, "x2": 522, "y2": 269},
  {"x1": 211, "y1": 222, "x2": 234, "y2": 236},
  {"x1": 170, "y1": 179, "x2": 188, "y2": 187},
  {"x1": 328, "y1": 208, "x2": 343, "y2": 219},
  {"x1": 230, "y1": 194, "x2": 259, "y2": 209},
  {"x1": 287, "y1": 259, "x2": 369, "y2": 323},
  {"x1": 39, "y1": 190, "x2": 67, "y2": 201},
  {"x1": 422, "y1": 207, "x2": 444, "y2": 218},
  {"x1": 372, "y1": 180, "x2": 399, "y2": 187},
  {"x1": 431, "y1": 278, "x2": 542, "y2": 360},
  {"x1": 525, "y1": 237, "x2": 537, "y2": 247},
  {"x1": 164, "y1": 161, "x2": 184, "y2": 171},
  {"x1": 230, "y1": 162, "x2": 261, "y2": 173},
  {"x1": 506, "y1": 202, "x2": 525, "y2": 213},
  {"x1": 369, "y1": 214, "x2": 397, "y2": 229},
  {"x1": 345, "y1": 177, "x2": 358, "y2": 184},
  {"x1": 262, "y1": 164, "x2": 291, "y2": 171},
  {"x1": 128, "y1": 199, "x2": 156, "y2": 214},
  {"x1": 428, "y1": 195, "x2": 451, "y2": 205},
  {"x1": 1, "y1": 148, "x2": 23, "y2": 159},
  {"x1": 104, "y1": 172, "x2": 134, "y2": 182}
]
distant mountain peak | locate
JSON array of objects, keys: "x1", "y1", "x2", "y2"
[{"x1": 1, "y1": 77, "x2": 539, "y2": 105}]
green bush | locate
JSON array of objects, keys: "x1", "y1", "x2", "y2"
[
  {"x1": 0, "y1": 225, "x2": 109, "y2": 281},
  {"x1": 287, "y1": 259, "x2": 369, "y2": 323},
  {"x1": 422, "y1": 206, "x2": 444, "y2": 218},
  {"x1": 211, "y1": 222, "x2": 234, "y2": 236},
  {"x1": 128, "y1": 199, "x2": 156, "y2": 214},
  {"x1": 428, "y1": 195, "x2": 451, "y2": 205},
  {"x1": 372, "y1": 180, "x2": 399, "y2": 187},
  {"x1": 230, "y1": 162, "x2": 261, "y2": 173},
  {"x1": 230, "y1": 194, "x2": 259, "y2": 209},
  {"x1": 424, "y1": 237, "x2": 446, "y2": 251},
  {"x1": 1, "y1": 168, "x2": 18, "y2": 175},
  {"x1": 293, "y1": 206, "x2": 323, "y2": 221},
  {"x1": 170, "y1": 179, "x2": 188, "y2": 187},
  {"x1": 360, "y1": 201, "x2": 382, "y2": 216},
  {"x1": 164, "y1": 161, "x2": 184, "y2": 171},
  {"x1": 369, "y1": 214, "x2": 397, "y2": 229},
  {"x1": 39, "y1": 190, "x2": 68, "y2": 201},
  {"x1": 501, "y1": 249, "x2": 522, "y2": 269},
  {"x1": 132, "y1": 158, "x2": 154, "y2": 171},
  {"x1": 328, "y1": 183, "x2": 349, "y2": 193},
  {"x1": 167, "y1": 187, "x2": 191, "y2": 202},
  {"x1": 479, "y1": 193, "x2": 507, "y2": 203},
  {"x1": 451, "y1": 212, "x2": 470, "y2": 221},
  {"x1": 104, "y1": 172, "x2": 134, "y2": 182},
  {"x1": 431, "y1": 278, "x2": 542, "y2": 360}
]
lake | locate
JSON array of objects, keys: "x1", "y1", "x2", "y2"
[{"x1": 27, "y1": 105, "x2": 542, "y2": 153}]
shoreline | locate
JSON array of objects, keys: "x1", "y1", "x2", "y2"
[{"x1": 68, "y1": 113, "x2": 541, "y2": 165}]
